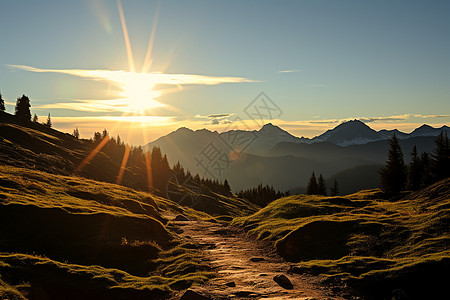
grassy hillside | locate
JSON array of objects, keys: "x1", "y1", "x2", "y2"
[
  {"x1": 233, "y1": 181, "x2": 450, "y2": 299},
  {"x1": 0, "y1": 165, "x2": 217, "y2": 299}
]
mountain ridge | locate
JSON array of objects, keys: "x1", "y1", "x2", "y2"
[{"x1": 147, "y1": 119, "x2": 448, "y2": 152}]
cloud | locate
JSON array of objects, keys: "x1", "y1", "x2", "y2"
[
  {"x1": 277, "y1": 69, "x2": 300, "y2": 73},
  {"x1": 194, "y1": 113, "x2": 234, "y2": 125},
  {"x1": 207, "y1": 113, "x2": 233, "y2": 119},
  {"x1": 8, "y1": 65, "x2": 257, "y2": 86},
  {"x1": 419, "y1": 114, "x2": 450, "y2": 119},
  {"x1": 358, "y1": 115, "x2": 414, "y2": 123},
  {"x1": 36, "y1": 99, "x2": 132, "y2": 112}
]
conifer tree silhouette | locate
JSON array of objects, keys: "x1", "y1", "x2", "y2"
[
  {"x1": 379, "y1": 134, "x2": 406, "y2": 194},
  {"x1": 407, "y1": 145, "x2": 421, "y2": 191},
  {"x1": 330, "y1": 179, "x2": 339, "y2": 196},
  {"x1": 15, "y1": 95, "x2": 31, "y2": 121},
  {"x1": 306, "y1": 172, "x2": 318, "y2": 195},
  {"x1": 45, "y1": 113, "x2": 52, "y2": 128},
  {"x1": 317, "y1": 174, "x2": 327, "y2": 196},
  {"x1": 0, "y1": 92, "x2": 5, "y2": 112}
]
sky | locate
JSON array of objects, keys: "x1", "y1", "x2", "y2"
[{"x1": 1, "y1": 0, "x2": 449, "y2": 145}]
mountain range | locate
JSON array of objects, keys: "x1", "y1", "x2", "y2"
[{"x1": 146, "y1": 120, "x2": 448, "y2": 193}]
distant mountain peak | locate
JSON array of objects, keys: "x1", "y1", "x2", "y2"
[
  {"x1": 260, "y1": 123, "x2": 279, "y2": 130},
  {"x1": 312, "y1": 119, "x2": 381, "y2": 146},
  {"x1": 337, "y1": 119, "x2": 369, "y2": 128},
  {"x1": 417, "y1": 124, "x2": 433, "y2": 130},
  {"x1": 175, "y1": 127, "x2": 194, "y2": 133}
]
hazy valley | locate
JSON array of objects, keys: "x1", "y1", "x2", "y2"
[{"x1": 1, "y1": 111, "x2": 449, "y2": 299}]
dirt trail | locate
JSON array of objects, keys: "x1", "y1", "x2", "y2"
[{"x1": 169, "y1": 217, "x2": 352, "y2": 300}]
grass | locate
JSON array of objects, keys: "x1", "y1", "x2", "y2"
[
  {"x1": 232, "y1": 180, "x2": 450, "y2": 299},
  {"x1": 0, "y1": 165, "x2": 216, "y2": 299}
]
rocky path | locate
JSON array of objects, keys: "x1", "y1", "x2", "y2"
[{"x1": 169, "y1": 216, "x2": 353, "y2": 300}]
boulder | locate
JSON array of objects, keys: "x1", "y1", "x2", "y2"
[
  {"x1": 250, "y1": 257, "x2": 265, "y2": 262},
  {"x1": 180, "y1": 289, "x2": 210, "y2": 300},
  {"x1": 273, "y1": 274, "x2": 293, "y2": 289},
  {"x1": 276, "y1": 220, "x2": 356, "y2": 261}
]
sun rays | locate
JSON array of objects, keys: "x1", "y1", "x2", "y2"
[
  {"x1": 9, "y1": 0, "x2": 255, "y2": 191},
  {"x1": 8, "y1": 2, "x2": 254, "y2": 116}
]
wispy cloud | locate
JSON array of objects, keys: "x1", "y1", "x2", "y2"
[
  {"x1": 9, "y1": 65, "x2": 257, "y2": 86},
  {"x1": 194, "y1": 113, "x2": 234, "y2": 125},
  {"x1": 418, "y1": 114, "x2": 450, "y2": 119},
  {"x1": 277, "y1": 69, "x2": 300, "y2": 73},
  {"x1": 358, "y1": 114, "x2": 416, "y2": 123},
  {"x1": 37, "y1": 99, "x2": 136, "y2": 113}
]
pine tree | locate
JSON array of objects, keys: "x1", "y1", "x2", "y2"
[
  {"x1": 419, "y1": 152, "x2": 433, "y2": 187},
  {"x1": 73, "y1": 127, "x2": 80, "y2": 139},
  {"x1": 432, "y1": 130, "x2": 450, "y2": 181},
  {"x1": 306, "y1": 172, "x2": 318, "y2": 195},
  {"x1": 101, "y1": 129, "x2": 108, "y2": 139},
  {"x1": 32, "y1": 113, "x2": 38, "y2": 123},
  {"x1": 223, "y1": 179, "x2": 231, "y2": 192},
  {"x1": 317, "y1": 174, "x2": 327, "y2": 196},
  {"x1": 45, "y1": 113, "x2": 52, "y2": 128},
  {"x1": 379, "y1": 134, "x2": 407, "y2": 194},
  {"x1": 92, "y1": 131, "x2": 102, "y2": 143},
  {"x1": 15, "y1": 95, "x2": 31, "y2": 121},
  {"x1": 330, "y1": 178, "x2": 339, "y2": 196},
  {"x1": 0, "y1": 92, "x2": 5, "y2": 111},
  {"x1": 407, "y1": 145, "x2": 421, "y2": 191}
]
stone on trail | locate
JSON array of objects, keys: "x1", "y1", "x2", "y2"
[
  {"x1": 179, "y1": 289, "x2": 210, "y2": 300},
  {"x1": 273, "y1": 274, "x2": 293, "y2": 289},
  {"x1": 250, "y1": 256, "x2": 265, "y2": 262}
]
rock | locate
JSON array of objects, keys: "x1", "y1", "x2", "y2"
[
  {"x1": 288, "y1": 265, "x2": 304, "y2": 274},
  {"x1": 174, "y1": 214, "x2": 189, "y2": 221},
  {"x1": 276, "y1": 220, "x2": 356, "y2": 261},
  {"x1": 179, "y1": 289, "x2": 210, "y2": 300},
  {"x1": 225, "y1": 281, "x2": 236, "y2": 287},
  {"x1": 273, "y1": 274, "x2": 293, "y2": 289},
  {"x1": 250, "y1": 257, "x2": 265, "y2": 262},
  {"x1": 233, "y1": 291, "x2": 257, "y2": 297}
]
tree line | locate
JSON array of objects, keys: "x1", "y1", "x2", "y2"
[
  {"x1": 0, "y1": 93, "x2": 53, "y2": 127},
  {"x1": 86, "y1": 129, "x2": 233, "y2": 195},
  {"x1": 305, "y1": 131, "x2": 449, "y2": 197},
  {"x1": 236, "y1": 184, "x2": 289, "y2": 207},
  {"x1": 380, "y1": 132, "x2": 449, "y2": 194},
  {"x1": 305, "y1": 172, "x2": 339, "y2": 196}
]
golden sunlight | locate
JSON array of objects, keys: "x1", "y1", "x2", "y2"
[{"x1": 120, "y1": 73, "x2": 163, "y2": 113}]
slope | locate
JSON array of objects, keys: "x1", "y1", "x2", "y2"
[
  {"x1": 233, "y1": 180, "x2": 450, "y2": 299},
  {"x1": 0, "y1": 165, "x2": 217, "y2": 299}
]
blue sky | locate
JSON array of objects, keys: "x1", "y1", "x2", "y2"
[{"x1": 1, "y1": 0, "x2": 449, "y2": 144}]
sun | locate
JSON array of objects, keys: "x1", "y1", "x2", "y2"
[{"x1": 120, "y1": 73, "x2": 163, "y2": 113}]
